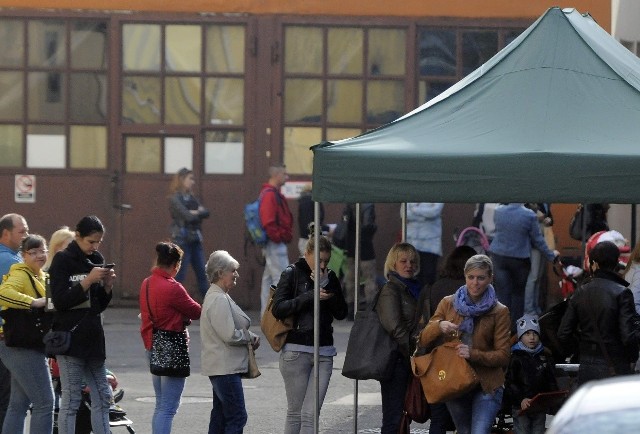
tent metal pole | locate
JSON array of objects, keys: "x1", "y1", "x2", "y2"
[
  {"x1": 632, "y1": 204, "x2": 637, "y2": 248},
  {"x1": 313, "y1": 201, "x2": 320, "y2": 434},
  {"x1": 401, "y1": 203, "x2": 407, "y2": 241},
  {"x1": 352, "y1": 202, "x2": 361, "y2": 434}
]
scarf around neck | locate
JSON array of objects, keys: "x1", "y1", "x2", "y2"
[
  {"x1": 512, "y1": 341, "x2": 543, "y2": 355},
  {"x1": 452, "y1": 284, "x2": 497, "y2": 336},
  {"x1": 391, "y1": 272, "x2": 422, "y2": 300}
]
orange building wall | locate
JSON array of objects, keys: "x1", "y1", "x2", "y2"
[{"x1": 0, "y1": 1, "x2": 611, "y2": 30}]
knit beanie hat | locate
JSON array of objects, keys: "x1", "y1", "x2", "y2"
[{"x1": 516, "y1": 314, "x2": 540, "y2": 340}]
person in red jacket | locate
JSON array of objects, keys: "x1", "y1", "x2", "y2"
[
  {"x1": 258, "y1": 164, "x2": 293, "y2": 316},
  {"x1": 139, "y1": 241, "x2": 202, "y2": 434}
]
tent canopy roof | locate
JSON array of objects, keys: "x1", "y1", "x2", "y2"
[{"x1": 311, "y1": 7, "x2": 640, "y2": 204}]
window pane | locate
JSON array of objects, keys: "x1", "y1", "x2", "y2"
[
  {"x1": 284, "y1": 127, "x2": 321, "y2": 175},
  {"x1": 165, "y1": 137, "x2": 193, "y2": 174},
  {"x1": 367, "y1": 80, "x2": 404, "y2": 124},
  {"x1": 419, "y1": 80, "x2": 454, "y2": 103},
  {"x1": 285, "y1": 27, "x2": 322, "y2": 74},
  {"x1": 28, "y1": 72, "x2": 66, "y2": 122},
  {"x1": 504, "y1": 29, "x2": 523, "y2": 46},
  {"x1": 70, "y1": 125, "x2": 106, "y2": 168},
  {"x1": 123, "y1": 24, "x2": 160, "y2": 71},
  {"x1": 418, "y1": 29, "x2": 456, "y2": 76},
  {"x1": 284, "y1": 79, "x2": 322, "y2": 123},
  {"x1": 165, "y1": 76, "x2": 200, "y2": 125},
  {"x1": 328, "y1": 28, "x2": 363, "y2": 74},
  {"x1": 462, "y1": 31, "x2": 498, "y2": 76},
  {"x1": 0, "y1": 125, "x2": 23, "y2": 167},
  {"x1": 28, "y1": 20, "x2": 65, "y2": 67},
  {"x1": 71, "y1": 21, "x2": 107, "y2": 69},
  {"x1": 125, "y1": 136, "x2": 161, "y2": 173},
  {"x1": 205, "y1": 25, "x2": 245, "y2": 73},
  {"x1": 0, "y1": 20, "x2": 24, "y2": 67},
  {"x1": 205, "y1": 78, "x2": 244, "y2": 125},
  {"x1": 327, "y1": 79, "x2": 362, "y2": 123},
  {"x1": 326, "y1": 127, "x2": 361, "y2": 142},
  {"x1": 70, "y1": 73, "x2": 107, "y2": 123},
  {"x1": 0, "y1": 72, "x2": 23, "y2": 120},
  {"x1": 368, "y1": 28, "x2": 406, "y2": 75},
  {"x1": 166, "y1": 25, "x2": 201, "y2": 72},
  {"x1": 205, "y1": 131, "x2": 244, "y2": 174},
  {"x1": 27, "y1": 132, "x2": 65, "y2": 168},
  {"x1": 122, "y1": 76, "x2": 161, "y2": 124}
]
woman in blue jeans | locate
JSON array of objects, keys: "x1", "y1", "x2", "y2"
[
  {"x1": 49, "y1": 215, "x2": 116, "y2": 434},
  {"x1": 0, "y1": 234, "x2": 54, "y2": 433},
  {"x1": 139, "y1": 241, "x2": 202, "y2": 434},
  {"x1": 272, "y1": 227, "x2": 347, "y2": 434},
  {"x1": 418, "y1": 254, "x2": 511, "y2": 434},
  {"x1": 168, "y1": 167, "x2": 210, "y2": 298},
  {"x1": 201, "y1": 250, "x2": 260, "y2": 434}
]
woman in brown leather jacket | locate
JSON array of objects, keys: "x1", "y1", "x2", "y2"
[
  {"x1": 418, "y1": 254, "x2": 511, "y2": 434},
  {"x1": 375, "y1": 242, "x2": 421, "y2": 434}
]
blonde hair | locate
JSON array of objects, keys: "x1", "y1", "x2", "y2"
[
  {"x1": 44, "y1": 226, "x2": 74, "y2": 270},
  {"x1": 383, "y1": 242, "x2": 420, "y2": 279},
  {"x1": 464, "y1": 254, "x2": 493, "y2": 277},
  {"x1": 624, "y1": 241, "x2": 640, "y2": 275}
]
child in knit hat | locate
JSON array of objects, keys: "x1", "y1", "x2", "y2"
[{"x1": 504, "y1": 314, "x2": 559, "y2": 434}]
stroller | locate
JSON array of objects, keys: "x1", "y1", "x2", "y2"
[
  {"x1": 454, "y1": 226, "x2": 491, "y2": 254},
  {"x1": 49, "y1": 358, "x2": 135, "y2": 434}
]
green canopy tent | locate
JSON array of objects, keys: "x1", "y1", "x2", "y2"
[{"x1": 311, "y1": 7, "x2": 640, "y2": 204}]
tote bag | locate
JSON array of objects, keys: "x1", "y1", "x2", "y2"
[
  {"x1": 411, "y1": 341, "x2": 478, "y2": 403},
  {"x1": 342, "y1": 290, "x2": 397, "y2": 381}
]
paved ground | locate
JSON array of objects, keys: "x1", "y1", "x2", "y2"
[{"x1": 100, "y1": 307, "x2": 434, "y2": 434}]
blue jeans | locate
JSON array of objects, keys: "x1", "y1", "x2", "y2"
[
  {"x1": 513, "y1": 407, "x2": 546, "y2": 434},
  {"x1": 261, "y1": 241, "x2": 290, "y2": 316},
  {"x1": 151, "y1": 364, "x2": 186, "y2": 434},
  {"x1": 446, "y1": 386, "x2": 504, "y2": 434},
  {"x1": 56, "y1": 355, "x2": 111, "y2": 434},
  {"x1": 279, "y1": 351, "x2": 333, "y2": 434},
  {"x1": 208, "y1": 374, "x2": 247, "y2": 434},
  {"x1": 379, "y1": 353, "x2": 410, "y2": 434},
  {"x1": 524, "y1": 248, "x2": 544, "y2": 315},
  {"x1": 175, "y1": 240, "x2": 209, "y2": 298},
  {"x1": 0, "y1": 342, "x2": 54, "y2": 434},
  {"x1": 491, "y1": 253, "x2": 531, "y2": 331}
]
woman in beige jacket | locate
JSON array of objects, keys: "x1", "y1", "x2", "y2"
[
  {"x1": 418, "y1": 254, "x2": 511, "y2": 434},
  {"x1": 200, "y1": 250, "x2": 259, "y2": 433}
]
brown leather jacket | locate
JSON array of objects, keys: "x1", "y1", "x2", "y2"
[
  {"x1": 375, "y1": 274, "x2": 419, "y2": 358},
  {"x1": 419, "y1": 294, "x2": 511, "y2": 393}
]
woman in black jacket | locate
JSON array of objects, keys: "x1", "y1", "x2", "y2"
[
  {"x1": 49, "y1": 215, "x2": 115, "y2": 434},
  {"x1": 272, "y1": 227, "x2": 347, "y2": 434}
]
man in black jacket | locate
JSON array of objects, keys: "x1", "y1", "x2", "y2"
[{"x1": 558, "y1": 241, "x2": 638, "y2": 385}]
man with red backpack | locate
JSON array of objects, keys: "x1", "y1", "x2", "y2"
[{"x1": 258, "y1": 164, "x2": 293, "y2": 316}]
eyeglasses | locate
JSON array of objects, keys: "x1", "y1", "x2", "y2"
[
  {"x1": 518, "y1": 317, "x2": 539, "y2": 329},
  {"x1": 26, "y1": 249, "x2": 48, "y2": 257}
]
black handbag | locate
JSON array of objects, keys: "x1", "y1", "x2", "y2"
[
  {"x1": 145, "y1": 279, "x2": 190, "y2": 378},
  {"x1": 2, "y1": 270, "x2": 53, "y2": 349},
  {"x1": 43, "y1": 330, "x2": 71, "y2": 355},
  {"x1": 1, "y1": 307, "x2": 51, "y2": 349},
  {"x1": 342, "y1": 289, "x2": 397, "y2": 381}
]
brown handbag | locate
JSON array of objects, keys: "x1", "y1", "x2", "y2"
[
  {"x1": 260, "y1": 272, "x2": 297, "y2": 352},
  {"x1": 411, "y1": 340, "x2": 479, "y2": 404}
]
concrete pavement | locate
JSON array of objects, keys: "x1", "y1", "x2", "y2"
[{"x1": 101, "y1": 307, "x2": 433, "y2": 434}]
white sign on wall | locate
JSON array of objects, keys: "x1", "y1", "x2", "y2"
[
  {"x1": 281, "y1": 181, "x2": 311, "y2": 200},
  {"x1": 15, "y1": 174, "x2": 35, "y2": 203}
]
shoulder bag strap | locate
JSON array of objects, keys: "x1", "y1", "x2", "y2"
[
  {"x1": 145, "y1": 278, "x2": 155, "y2": 327},
  {"x1": 22, "y1": 269, "x2": 45, "y2": 299}
]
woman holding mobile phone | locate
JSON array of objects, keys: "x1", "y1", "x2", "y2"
[
  {"x1": 271, "y1": 223, "x2": 347, "y2": 434},
  {"x1": 48, "y1": 215, "x2": 116, "y2": 434}
]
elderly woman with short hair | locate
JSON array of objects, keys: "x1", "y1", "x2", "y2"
[{"x1": 200, "y1": 250, "x2": 259, "y2": 434}]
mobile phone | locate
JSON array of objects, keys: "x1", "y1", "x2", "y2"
[{"x1": 104, "y1": 263, "x2": 115, "y2": 269}]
